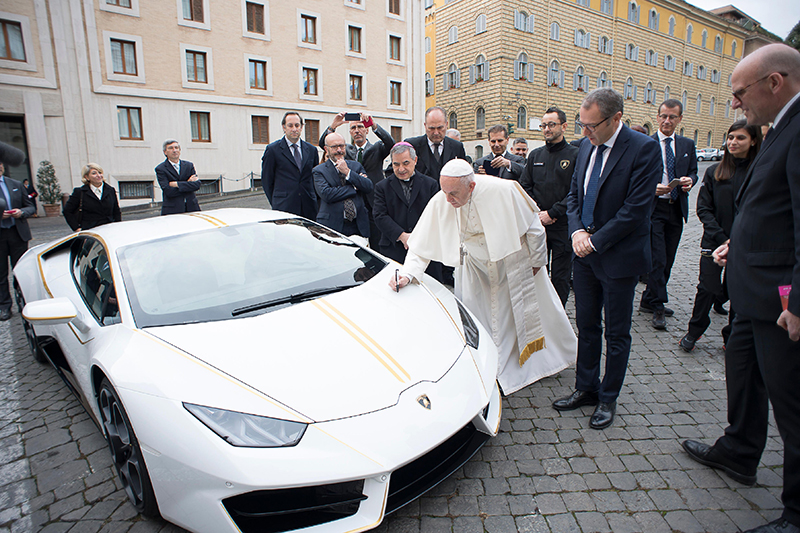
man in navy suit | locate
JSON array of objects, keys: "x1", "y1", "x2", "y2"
[
  {"x1": 262, "y1": 111, "x2": 319, "y2": 219},
  {"x1": 553, "y1": 88, "x2": 662, "y2": 429},
  {"x1": 155, "y1": 140, "x2": 201, "y2": 215},
  {"x1": 404, "y1": 106, "x2": 466, "y2": 184},
  {"x1": 313, "y1": 132, "x2": 373, "y2": 238},
  {"x1": 640, "y1": 99, "x2": 698, "y2": 330},
  {"x1": 472, "y1": 124, "x2": 526, "y2": 181},
  {"x1": 0, "y1": 143, "x2": 35, "y2": 321}
]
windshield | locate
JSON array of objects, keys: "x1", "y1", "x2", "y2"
[{"x1": 118, "y1": 219, "x2": 387, "y2": 327}]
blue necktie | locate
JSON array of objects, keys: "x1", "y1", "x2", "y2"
[
  {"x1": 665, "y1": 137, "x2": 679, "y2": 201},
  {"x1": 581, "y1": 144, "x2": 606, "y2": 230}
]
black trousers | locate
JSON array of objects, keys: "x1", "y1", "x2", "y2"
[
  {"x1": 1, "y1": 227, "x2": 28, "y2": 311},
  {"x1": 688, "y1": 255, "x2": 734, "y2": 342},
  {"x1": 545, "y1": 223, "x2": 572, "y2": 307},
  {"x1": 641, "y1": 199, "x2": 684, "y2": 309},
  {"x1": 715, "y1": 315, "x2": 800, "y2": 527}
]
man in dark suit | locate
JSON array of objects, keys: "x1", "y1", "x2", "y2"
[
  {"x1": 155, "y1": 139, "x2": 201, "y2": 215},
  {"x1": 405, "y1": 106, "x2": 466, "y2": 184},
  {"x1": 472, "y1": 124, "x2": 525, "y2": 181},
  {"x1": 262, "y1": 111, "x2": 319, "y2": 219},
  {"x1": 373, "y1": 142, "x2": 442, "y2": 282},
  {"x1": 319, "y1": 112, "x2": 395, "y2": 248},
  {"x1": 313, "y1": 132, "x2": 373, "y2": 239},
  {"x1": 553, "y1": 88, "x2": 662, "y2": 429},
  {"x1": 639, "y1": 99, "x2": 698, "y2": 329},
  {"x1": 0, "y1": 143, "x2": 35, "y2": 321},
  {"x1": 682, "y1": 44, "x2": 800, "y2": 533}
]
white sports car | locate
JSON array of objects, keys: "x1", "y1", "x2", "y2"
[{"x1": 13, "y1": 208, "x2": 501, "y2": 533}]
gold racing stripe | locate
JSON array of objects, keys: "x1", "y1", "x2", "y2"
[
  {"x1": 187, "y1": 212, "x2": 227, "y2": 227},
  {"x1": 312, "y1": 299, "x2": 410, "y2": 383}
]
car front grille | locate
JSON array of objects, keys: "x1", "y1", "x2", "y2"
[{"x1": 222, "y1": 480, "x2": 366, "y2": 533}]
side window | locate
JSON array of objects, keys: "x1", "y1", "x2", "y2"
[{"x1": 71, "y1": 238, "x2": 121, "y2": 325}]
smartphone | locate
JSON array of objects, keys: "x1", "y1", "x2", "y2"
[
  {"x1": 668, "y1": 178, "x2": 683, "y2": 188},
  {"x1": 344, "y1": 112, "x2": 361, "y2": 121}
]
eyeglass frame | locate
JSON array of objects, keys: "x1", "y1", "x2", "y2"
[
  {"x1": 541, "y1": 121, "x2": 565, "y2": 130},
  {"x1": 732, "y1": 71, "x2": 788, "y2": 101},
  {"x1": 575, "y1": 115, "x2": 612, "y2": 133}
]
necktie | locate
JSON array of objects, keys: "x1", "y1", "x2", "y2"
[
  {"x1": 291, "y1": 144, "x2": 302, "y2": 169},
  {"x1": 340, "y1": 173, "x2": 356, "y2": 221},
  {"x1": 665, "y1": 137, "x2": 679, "y2": 201},
  {"x1": 357, "y1": 148, "x2": 363, "y2": 163},
  {"x1": 432, "y1": 143, "x2": 441, "y2": 163},
  {"x1": 581, "y1": 144, "x2": 607, "y2": 230}
]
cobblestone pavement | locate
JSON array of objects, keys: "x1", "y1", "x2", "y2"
[{"x1": 1, "y1": 169, "x2": 785, "y2": 532}]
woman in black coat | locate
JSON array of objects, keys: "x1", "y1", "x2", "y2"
[
  {"x1": 679, "y1": 120, "x2": 762, "y2": 352},
  {"x1": 64, "y1": 163, "x2": 122, "y2": 231}
]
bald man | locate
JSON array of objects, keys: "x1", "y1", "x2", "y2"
[{"x1": 681, "y1": 44, "x2": 800, "y2": 533}]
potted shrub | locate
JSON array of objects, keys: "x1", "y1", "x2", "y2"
[{"x1": 36, "y1": 160, "x2": 62, "y2": 217}]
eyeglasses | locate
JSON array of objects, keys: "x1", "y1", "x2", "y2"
[
  {"x1": 542, "y1": 122, "x2": 565, "y2": 130},
  {"x1": 575, "y1": 115, "x2": 611, "y2": 133},
  {"x1": 658, "y1": 114, "x2": 681, "y2": 121},
  {"x1": 732, "y1": 72, "x2": 788, "y2": 101}
]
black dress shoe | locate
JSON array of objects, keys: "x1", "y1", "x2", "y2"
[
  {"x1": 652, "y1": 308, "x2": 667, "y2": 330},
  {"x1": 639, "y1": 303, "x2": 674, "y2": 316},
  {"x1": 713, "y1": 301, "x2": 729, "y2": 315},
  {"x1": 0, "y1": 308, "x2": 11, "y2": 321},
  {"x1": 589, "y1": 401, "x2": 616, "y2": 429},
  {"x1": 681, "y1": 440, "x2": 757, "y2": 485},
  {"x1": 552, "y1": 390, "x2": 598, "y2": 411},
  {"x1": 679, "y1": 333, "x2": 697, "y2": 352},
  {"x1": 744, "y1": 519, "x2": 800, "y2": 533}
]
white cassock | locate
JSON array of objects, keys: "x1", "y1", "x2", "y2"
[{"x1": 401, "y1": 174, "x2": 577, "y2": 395}]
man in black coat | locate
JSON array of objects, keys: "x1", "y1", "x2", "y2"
[
  {"x1": 0, "y1": 143, "x2": 35, "y2": 321},
  {"x1": 472, "y1": 124, "x2": 525, "y2": 181},
  {"x1": 639, "y1": 99, "x2": 698, "y2": 330},
  {"x1": 373, "y1": 142, "x2": 442, "y2": 282},
  {"x1": 519, "y1": 107, "x2": 579, "y2": 307},
  {"x1": 155, "y1": 139, "x2": 201, "y2": 215},
  {"x1": 404, "y1": 106, "x2": 466, "y2": 184},
  {"x1": 682, "y1": 44, "x2": 800, "y2": 533},
  {"x1": 262, "y1": 111, "x2": 319, "y2": 219}
]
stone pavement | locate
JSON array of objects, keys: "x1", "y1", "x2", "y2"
[{"x1": 0, "y1": 168, "x2": 786, "y2": 532}]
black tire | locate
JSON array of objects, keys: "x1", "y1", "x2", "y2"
[
  {"x1": 97, "y1": 377, "x2": 160, "y2": 518},
  {"x1": 13, "y1": 279, "x2": 48, "y2": 364}
]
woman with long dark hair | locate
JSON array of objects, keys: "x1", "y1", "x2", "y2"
[{"x1": 679, "y1": 119, "x2": 762, "y2": 352}]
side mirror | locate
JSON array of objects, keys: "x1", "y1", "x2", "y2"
[{"x1": 22, "y1": 298, "x2": 92, "y2": 333}]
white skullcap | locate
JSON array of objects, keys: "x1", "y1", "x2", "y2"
[{"x1": 440, "y1": 158, "x2": 474, "y2": 179}]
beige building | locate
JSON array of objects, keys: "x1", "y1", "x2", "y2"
[
  {"x1": 427, "y1": 0, "x2": 756, "y2": 159},
  {"x1": 0, "y1": 0, "x2": 425, "y2": 210}
]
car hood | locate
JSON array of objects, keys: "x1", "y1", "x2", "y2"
[{"x1": 145, "y1": 280, "x2": 470, "y2": 422}]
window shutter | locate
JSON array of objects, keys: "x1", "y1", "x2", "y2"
[
  {"x1": 514, "y1": 59, "x2": 520, "y2": 80},
  {"x1": 558, "y1": 70, "x2": 565, "y2": 88},
  {"x1": 656, "y1": 14, "x2": 660, "y2": 28},
  {"x1": 573, "y1": 73, "x2": 579, "y2": 91},
  {"x1": 574, "y1": 29, "x2": 580, "y2": 46},
  {"x1": 585, "y1": 32, "x2": 591, "y2": 48},
  {"x1": 596, "y1": 76, "x2": 601, "y2": 88},
  {"x1": 193, "y1": 0, "x2": 204, "y2": 22},
  {"x1": 443, "y1": 74, "x2": 448, "y2": 91},
  {"x1": 633, "y1": 86, "x2": 638, "y2": 101},
  {"x1": 583, "y1": 76, "x2": 589, "y2": 91},
  {"x1": 484, "y1": 60, "x2": 490, "y2": 81},
  {"x1": 634, "y1": 46, "x2": 640, "y2": 61},
  {"x1": 609, "y1": 39, "x2": 614, "y2": 55},
  {"x1": 608, "y1": 80, "x2": 613, "y2": 89},
  {"x1": 469, "y1": 65, "x2": 475, "y2": 84},
  {"x1": 654, "y1": 52, "x2": 658, "y2": 65},
  {"x1": 598, "y1": 38, "x2": 604, "y2": 53},
  {"x1": 527, "y1": 63, "x2": 534, "y2": 82},
  {"x1": 514, "y1": 10, "x2": 520, "y2": 30},
  {"x1": 527, "y1": 15, "x2": 535, "y2": 33},
  {"x1": 455, "y1": 69, "x2": 461, "y2": 89}
]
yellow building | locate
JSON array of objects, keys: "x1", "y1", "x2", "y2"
[{"x1": 427, "y1": 0, "x2": 754, "y2": 158}]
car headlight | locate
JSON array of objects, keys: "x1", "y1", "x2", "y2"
[
  {"x1": 456, "y1": 300, "x2": 479, "y2": 349},
  {"x1": 184, "y1": 403, "x2": 307, "y2": 447}
]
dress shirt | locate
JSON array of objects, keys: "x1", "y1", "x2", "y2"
[
  {"x1": 170, "y1": 161, "x2": 180, "y2": 174},
  {"x1": 582, "y1": 121, "x2": 623, "y2": 194},
  {"x1": 427, "y1": 138, "x2": 442, "y2": 158},
  {"x1": 656, "y1": 130, "x2": 677, "y2": 199},
  {"x1": 284, "y1": 137, "x2": 302, "y2": 165},
  {"x1": 773, "y1": 90, "x2": 800, "y2": 130},
  {"x1": 91, "y1": 183, "x2": 103, "y2": 200},
  {"x1": 0, "y1": 177, "x2": 14, "y2": 228}
]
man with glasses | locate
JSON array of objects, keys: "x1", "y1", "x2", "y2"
[
  {"x1": 553, "y1": 88, "x2": 661, "y2": 429},
  {"x1": 519, "y1": 107, "x2": 578, "y2": 306},
  {"x1": 681, "y1": 44, "x2": 800, "y2": 533},
  {"x1": 639, "y1": 100, "x2": 698, "y2": 330}
]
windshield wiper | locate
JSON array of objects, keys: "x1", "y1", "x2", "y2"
[{"x1": 231, "y1": 285, "x2": 360, "y2": 317}]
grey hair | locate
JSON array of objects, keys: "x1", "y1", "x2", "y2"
[
  {"x1": 446, "y1": 128, "x2": 461, "y2": 140},
  {"x1": 162, "y1": 139, "x2": 180, "y2": 151},
  {"x1": 582, "y1": 88, "x2": 624, "y2": 118},
  {"x1": 390, "y1": 143, "x2": 417, "y2": 159}
]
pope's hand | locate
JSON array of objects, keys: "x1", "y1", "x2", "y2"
[{"x1": 389, "y1": 275, "x2": 410, "y2": 291}]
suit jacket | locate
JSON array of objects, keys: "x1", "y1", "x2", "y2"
[
  {"x1": 0, "y1": 175, "x2": 34, "y2": 241},
  {"x1": 155, "y1": 159, "x2": 201, "y2": 215},
  {"x1": 373, "y1": 171, "x2": 439, "y2": 254},
  {"x1": 261, "y1": 137, "x2": 319, "y2": 219},
  {"x1": 404, "y1": 135, "x2": 466, "y2": 183},
  {"x1": 566, "y1": 124, "x2": 663, "y2": 278},
  {"x1": 728, "y1": 97, "x2": 800, "y2": 321},
  {"x1": 472, "y1": 151, "x2": 525, "y2": 181},
  {"x1": 313, "y1": 159, "x2": 373, "y2": 237},
  {"x1": 651, "y1": 133, "x2": 698, "y2": 221},
  {"x1": 63, "y1": 184, "x2": 122, "y2": 231}
]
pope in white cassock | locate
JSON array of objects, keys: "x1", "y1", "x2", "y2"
[{"x1": 389, "y1": 159, "x2": 577, "y2": 394}]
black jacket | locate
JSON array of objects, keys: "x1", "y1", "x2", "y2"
[
  {"x1": 63, "y1": 184, "x2": 122, "y2": 231},
  {"x1": 696, "y1": 158, "x2": 749, "y2": 250},
  {"x1": 404, "y1": 135, "x2": 466, "y2": 183},
  {"x1": 519, "y1": 139, "x2": 579, "y2": 224}
]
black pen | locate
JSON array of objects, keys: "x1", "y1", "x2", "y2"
[{"x1": 395, "y1": 269, "x2": 399, "y2": 293}]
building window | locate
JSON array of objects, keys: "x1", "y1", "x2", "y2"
[
  {"x1": 701, "y1": 29, "x2": 708, "y2": 48},
  {"x1": 645, "y1": 49, "x2": 657, "y2": 66},
  {"x1": 476, "y1": 107, "x2": 485, "y2": 130},
  {"x1": 598, "y1": 36, "x2": 613, "y2": 55},
  {"x1": 514, "y1": 10, "x2": 533, "y2": 33},
  {"x1": 697, "y1": 65, "x2": 706, "y2": 80},
  {"x1": 446, "y1": 63, "x2": 460, "y2": 90},
  {"x1": 517, "y1": 107, "x2": 526, "y2": 130},
  {"x1": 390, "y1": 81, "x2": 402, "y2": 105},
  {"x1": 707, "y1": 131, "x2": 712, "y2": 146},
  {"x1": 548, "y1": 60, "x2": 561, "y2": 87},
  {"x1": 186, "y1": 50, "x2": 207, "y2": 83},
  {"x1": 425, "y1": 36, "x2": 431, "y2": 53},
  {"x1": 249, "y1": 59, "x2": 266, "y2": 89},
  {"x1": 731, "y1": 40, "x2": 737, "y2": 57},
  {"x1": 696, "y1": 93, "x2": 702, "y2": 114},
  {"x1": 668, "y1": 16, "x2": 675, "y2": 37},
  {"x1": 388, "y1": 0, "x2": 400, "y2": 16},
  {"x1": 117, "y1": 106, "x2": 142, "y2": 140},
  {"x1": 686, "y1": 24, "x2": 693, "y2": 43},
  {"x1": 470, "y1": 54, "x2": 488, "y2": 83},
  {"x1": 303, "y1": 67, "x2": 317, "y2": 95},
  {"x1": 597, "y1": 70, "x2": 609, "y2": 88},
  {"x1": 711, "y1": 69, "x2": 720, "y2": 83},
  {"x1": 108, "y1": 0, "x2": 132, "y2": 6},
  {"x1": 600, "y1": 0, "x2": 613, "y2": 15},
  {"x1": 389, "y1": 35, "x2": 401, "y2": 61},
  {"x1": 576, "y1": 0, "x2": 589, "y2": 6},
  {"x1": 448, "y1": 112, "x2": 457, "y2": 129},
  {"x1": 626, "y1": 43, "x2": 639, "y2": 61},
  {"x1": 575, "y1": 29, "x2": 590, "y2": 49},
  {"x1": 425, "y1": 72, "x2": 434, "y2": 96},
  {"x1": 664, "y1": 54, "x2": 674, "y2": 71},
  {"x1": 252, "y1": 115, "x2": 269, "y2": 144},
  {"x1": 111, "y1": 39, "x2": 137, "y2": 75},
  {"x1": 550, "y1": 22, "x2": 560, "y2": 41},
  {"x1": 710, "y1": 97, "x2": 715, "y2": 116},
  {"x1": 246, "y1": 2, "x2": 264, "y2": 34},
  {"x1": 349, "y1": 74, "x2": 362, "y2": 101},
  {"x1": 182, "y1": 0, "x2": 204, "y2": 22},
  {"x1": 190, "y1": 111, "x2": 210, "y2": 142},
  {"x1": 0, "y1": 20, "x2": 25, "y2": 61},
  {"x1": 119, "y1": 181, "x2": 152, "y2": 200},
  {"x1": 624, "y1": 77, "x2": 634, "y2": 99},
  {"x1": 628, "y1": 2, "x2": 640, "y2": 24},
  {"x1": 573, "y1": 66, "x2": 587, "y2": 91},
  {"x1": 644, "y1": 82, "x2": 654, "y2": 103},
  {"x1": 715, "y1": 35, "x2": 722, "y2": 53},
  {"x1": 682, "y1": 90, "x2": 688, "y2": 110},
  {"x1": 348, "y1": 25, "x2": 362, "y2": 53},
  {"x1": 448, "y1": 26, "x2": 458, "y2": 44},
  {"x1": 301, "y1": 14, "x2": 316, "y2": 44},
  {"x1": 305, "y1": 120, "x2": 320, "y2": 144},
  {"x1": 664, "y1": 85, "x2": 670, "y2": 100},
  {"x1": 683, "y1": 61, "x2": 692, "y2": 76},
  {"x1": 648, "y1": 9, "x2": 658, "y2": 30},
  {"x1": 391, "y1": 126, "x2": 402, "y2": 142},
  {"x1": 476, "y1": 14, "x2": 487, "y2": 34},
  {"x1": 725, "y1": 100, "x2": 731, "y2": 118}
]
